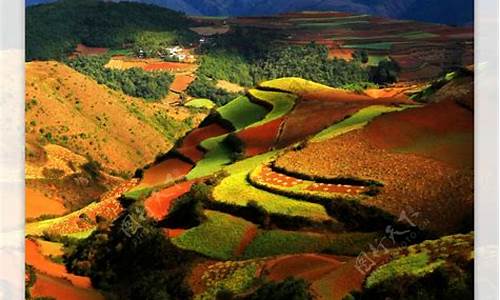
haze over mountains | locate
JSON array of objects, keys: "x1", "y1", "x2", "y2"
[{"x1": 27, "y1": 0, "x2": 474, "y2": 26}]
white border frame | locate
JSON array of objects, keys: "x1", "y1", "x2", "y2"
[{"x1": 0, "y1": 0, "x2": 498, "y2": 299}]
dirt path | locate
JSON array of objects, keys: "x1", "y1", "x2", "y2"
[{"x1": 234, "y1": 225, "x2": 259, "y2": 257}]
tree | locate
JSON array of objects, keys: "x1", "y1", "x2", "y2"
[
  {"x1": 246, "y1": 277, "x2": 313, "y2": 300},
  {"x1": 352, "y1": 50, "x2": 369, "y2": 64},
  {"x1": 369, "y1": 59, "x2": 401, "y2": 85},
  {"x1": 162, "y1": 194, "x2": 206, "y2": 228}
]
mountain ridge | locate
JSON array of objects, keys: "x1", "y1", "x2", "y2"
[{"x1": 26, "y1": 0, "x2": 474, "y2": 26}]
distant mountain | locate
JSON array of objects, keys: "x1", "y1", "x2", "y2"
[{"x1": 26, "y1": 0, "x2": 474, "y2": 26}]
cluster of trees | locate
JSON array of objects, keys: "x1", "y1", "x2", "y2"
[
  {"x1": 197, "y1": 49, "x2": 254, "y2": 87},
  {"x1": 349, "y1": 261, "x2": 474, "y2": 300},
  {"x1": 27, "y1": 0, "x2": 196, "y2": 60},
  {"x1": 250, "y1": 43, "x2": 371, "y2": 88},
  {"x1": 65, "y1": 204, "x2": 194, "y2": 299},
  {"x1": 186, "y1": 75, "x2": 240, "y2": 106},
  {"x1": 67, "y1": 55, "x2": 174, "y2": 100}
]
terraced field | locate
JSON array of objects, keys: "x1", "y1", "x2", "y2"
[
  {"x1": 229, "y1": 12, "x2": 473, "y2": 82},
  {"x1": 275, "y1": 101, "x2": 473, "y2": 234},
  {"x1": 25, "y1": 72, "x2": 474, "y2": 300},
  {"x1": 212, "y1": 172, "x2": 331, "y2": 221}
]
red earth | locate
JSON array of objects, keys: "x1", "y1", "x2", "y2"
[
  {"x1": 144, "y1": 181, "x2": 195, "y2": 220},
  {"x1": 236, "y1": 117, "x2": 285, "y2": 156},
  {"x1": 31, "y1": 272, "x2": 104, "y2": 300},
  {"x1": 170, "y1": 75, "x2": 195, "y2": 93},
  {"x1": 361, "y1": 98, "x2": 474, "y2": 168},
  {"x1": 276, "y1": 100, "x2": 372, "y2": 148},
  {"x1": 26, "y1": 239, "x2": 91, "y2": 289},
  {"x1": 261, "y1": 254, "x2": 344, "y2": 282},
  {"x1": 141, "y1": 159, "x2": 193, "y2": 187},
  {"x1": 177, "y1": 123, "x2": 230, "y2": 162},
  {"x1": 163, "y1": 228, "x2": 187, "y2": 238}
]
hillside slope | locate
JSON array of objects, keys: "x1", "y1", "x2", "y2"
[{"x1": 26, "y1": 61, "x2": 200, "y2": 174}]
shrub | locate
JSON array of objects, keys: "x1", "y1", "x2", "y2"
[
  {"x1": 187, "y1": 76, "x2": 240, "y2": 106},
  {"x1": 369, "y1": 58, "x2": 401, "y2": 85},
  {"x1": 162, "y1": 194, "x2": 207, "y2": 229},
  {"x1": 245, "y1": 277, "x2": 313, "y2": 300}
]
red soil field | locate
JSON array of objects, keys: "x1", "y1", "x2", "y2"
[
  {"x1": 141, "y1": 159, "x2": 193, "y2": 187},
  {"x1": 71, "y1": 44, "x2": 108, "y2": 57},
  {"x1": 145, "y1": 181, "x2": 194, "y2": 220},
  {"x1": 143, "y1": 62, "x2": 196, "y2": 72},
  {"x1": 163, "y1": 228, "x2": 187, "y2": 238},
  {"x1": 177, "y1": 123, "x2": 230, "y2": 162},
  {"x1": 170, "y1": 75, "x2": 195, "y2": 93},
  {"x1": 262, "y1": 254, "x2": 343, "y2": 282},
  {"x1": 236, "y1": 117, "x2": 284, "y2": 156},
  {"x1": 275, "y1": 129, "x2": 473, "y2": 234},
  {"x1": 31, "y1": 273, "x2": 104, "y2": 300},
  {"x1": 177, "y1": 146, "x2": 205, "y2": 162},
  {"x1": 181, "y1": 123, "x2": 230, "y2": 148},
  {"x1": 311, "y1": 255, "x2": 390, "y2": 300},
  {"x1": 26, "y1": 239, "x2": 91, "y2": 288},
  {"x1": 362, "y1": 99, "x2": 473, "y2": 167},
  {"x1": 277, "y1": 100, "x2": 371, "y2": 148},
  {"x1": 328, "y1": 48, "x2": 354, "y2": 60},
  {"x1": 26, "y1": 187, "x2": 67, "y2": 219}
]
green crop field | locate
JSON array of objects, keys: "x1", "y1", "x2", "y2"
[
  {"x1": 185, "y1": 98, "x2": 216, "y2": 109},
  {"x1": 217, "y1": 96, "x2": 269, "y2": 130},
  {"x1": 243, "y1": 230, "x2": 379, "y2": 258},
  {"x1": 258, "y1": 77, "x2": 333, "y2": 95},
  {"x1": 187, "y1": 135, "x2": 233, "y2": 179},
  {"x1": 343, "y1": 42, "x2": 393, "y2": 50},
  {"x1": 172, "y1": 210, "x2": 255, "y2": 260},
  {"x1": 247, "y1": 89, "x2": 297, "y2": 124},
  {"x1": 212, "y1": 172, "x2": 331, "y2": 221}
]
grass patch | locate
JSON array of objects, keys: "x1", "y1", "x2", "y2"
[
  {"x1": 258, "y1": 77, "x2": 333, "y2": 95},
  {"x1": 247, "y1": 89, "x2": 297, "y2": 125},
  {"x1": 365, "y1": 252, "x2": 444, "y2": 288},
  {"x1": 123, "y1": 187, "x2": 154, "y2": 201},
  {"x1": 171, "y1": 210, "x2": 253, "y2": 260},
  {"x1": 243, "y1": 230, "x2": 379, "y2": 259},
  {"x1": 196, "y1": 261, "x2": 260, "y2": 300},
  {"x1": 186, "y1": 135, "x2": 233, "y2": 179},
  {"x1": 185, "y1": 98, "x2": 216, "y2": 109},
  {"x1": 217, "y1": 96, "x2": 269, "y2": 130}
]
